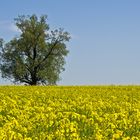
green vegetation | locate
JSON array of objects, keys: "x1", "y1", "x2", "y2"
[{"x1": 0, "y1": 15, "x2": 70, "y2": 85}]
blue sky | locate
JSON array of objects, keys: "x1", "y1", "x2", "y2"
[{"x1": 0, "y1": 0, "x2": 140, "y2": 85}]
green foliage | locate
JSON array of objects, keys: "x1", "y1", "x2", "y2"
[
  {"x1": 0, "y1": 38, "x2": 3, "y2": 47},
  {"x1": 0, "y1": 15, "x2": 70, "y2": 85},
  {"x1": 0, "y1": 86, "x2": 140, "y2": 139}
]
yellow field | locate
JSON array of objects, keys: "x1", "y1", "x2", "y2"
[{"x1": 0, "y1": 86, "x2": 140, "y2": 140}]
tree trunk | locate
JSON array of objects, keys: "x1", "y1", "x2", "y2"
[
  {"x1": 30, "y1": 80, "x2": 37, "y2": 85},
  {"x1": 30, "y1": 70, "x2": 37, "y2": 85}
]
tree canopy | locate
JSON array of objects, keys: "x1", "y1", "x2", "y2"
[{"x1": 0, "y1": 15, "x2": 70, "y2": 85}]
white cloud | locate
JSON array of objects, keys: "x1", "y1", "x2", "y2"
[
  {"x1": 9, "y1": 23, "x2": 21, "y2": 33},
  {"x1": 0, "y1": 20, "x2": 20, "y2": 33}
]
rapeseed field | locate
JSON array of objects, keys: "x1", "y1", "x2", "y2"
[{"x1": 0, "y1": 86, "x2": 140, "y2": 140}]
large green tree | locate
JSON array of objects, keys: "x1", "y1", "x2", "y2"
[{"x1": 0, "y1": 15, "x2": 70, "y2": 85}]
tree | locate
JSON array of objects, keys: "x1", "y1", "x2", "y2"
[
  {"x1": 0, "y1": 15, "x2": 70, "y2": 85},
  {"x1": 0, "y1": 38, "x2": 3, "y2": 46}
]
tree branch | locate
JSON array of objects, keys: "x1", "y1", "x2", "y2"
[
  {"x1": 32, "y1": 32, "x2": 41, "y2": 60},
  {"x1": 34, "y1": 39, "x2": 59, "y2": 70}
]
